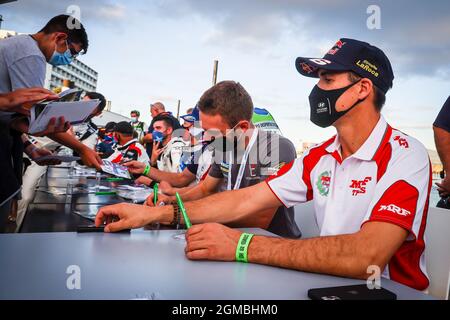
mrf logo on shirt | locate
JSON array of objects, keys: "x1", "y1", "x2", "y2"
[
  {"x1": 349, "y1": 177, "x2": 372, "y2": 196},
  {"x1": 370, "y1": 180, "x2": 418, "y2": 228},
  {"x1": 378, "y1": 204, "x2": 411, "y2": 217},
  {"x1": 316, "y1": 171, "x2": 332, "y2": 197},
  {"x1": 394, "y1": 135, "x2": 409, "y2": 148}
]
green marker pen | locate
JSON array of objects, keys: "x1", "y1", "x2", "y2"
[
  {"x1": 95, "y1": 191, "x2": 116, "y2": 196},
  {"x1": 107, "y1": 177, "x2": 124, "y2": 182},
  {"x1": 176, "y1": 192, "x2": 191, "y2": 229},
  {"x1": 153, "y1": 183, "x2": 158, "y2": 205}
]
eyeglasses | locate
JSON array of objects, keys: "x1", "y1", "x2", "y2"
[{"x1": 66, "y1": 41, "x2": 84, "y2": 58}]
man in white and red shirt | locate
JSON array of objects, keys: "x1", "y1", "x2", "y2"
[
  {"x1": 96, "y1": 39, "x2": 431, "y2": 291},
  {"x1": 107, "y1": 121, "x2": 149, "y2": 165}
]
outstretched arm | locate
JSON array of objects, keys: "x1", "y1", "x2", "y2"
[
  {"x1": 185, "y1": 221, "x2": 408, "y2": 280},
  {"x1": 124, "y1": 161, "x2": 196, "y2": 187},
  {"x1": 47, "y1": 132, "x2": 103, "y2": 170},
  {"x1": 96, "y1": 181, "x2": 281, "y2": 231}
]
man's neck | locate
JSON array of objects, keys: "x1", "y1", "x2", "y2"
[
  {"x1": 120, "y1": 137, "x2": 134, "y2": 146},
  {"x1": 335, "y1": 107, "x2": 380, "y2": 160},
  {"x1": 30, "y1": 32, "x2": 49, "y2": 61},
  {"x1": 162, "y1": 135, "x2": 172, "y2": 147}
]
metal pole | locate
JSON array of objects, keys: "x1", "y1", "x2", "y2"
[
  {"x1": 212, "y1": 60, "x2": 219, "y2": 86},
  {"x1": 0, "y1": 15, "x2": 3, "y2": 30},
  {"x1": 176, "y1": 100, "x2": 181, "y2": 120}
]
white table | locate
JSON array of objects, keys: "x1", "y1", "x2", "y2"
[{"x1": 0, "y1": 229, "x2": 433, "y2": 300}]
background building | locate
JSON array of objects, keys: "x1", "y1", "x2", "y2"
[{"x1": 44, "y1": 59, "x2": 98, "y2": 92}]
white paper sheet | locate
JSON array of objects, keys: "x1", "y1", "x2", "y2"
[
  {"x1": 101, "y1": 160, "x2": 132, "y2": 179},
  {"x1": 28, "y1": 100, "x2": 100, "y2": 134}
]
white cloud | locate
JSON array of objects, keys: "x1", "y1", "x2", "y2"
[{"x1": 97, "y1": 4, "x2": 127, "y2": 20}]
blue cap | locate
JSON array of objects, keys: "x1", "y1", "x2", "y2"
[
  {"x1": 180, "y1": 106, "x2": 200, "y2": 123},
  {"x1": 295, "y1": 38, "x2": 394, "y2": 93}
]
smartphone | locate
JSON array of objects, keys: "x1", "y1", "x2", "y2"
[
  {"x1": 76, "y1": 225, "x2": 131, "y2": 233},
  {"x1": 308, "y1": 284, "x2": 397, "y2": 300},
  {"x1": 77, "y1": 225, "x2": 105, "y2": 233}
]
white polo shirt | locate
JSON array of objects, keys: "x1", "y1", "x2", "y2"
[{"x1": 266, "y1": 116, "x2": 431, "y2": 290}]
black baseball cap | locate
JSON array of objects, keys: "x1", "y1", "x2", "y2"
[
  {"x1": 114, "y1": 121, "x2": 134, "y2": 135},
  {"x1": 105, "y1": 122, "x2": 116, "y2": 132},
  {"x1": 295, "y1": 38, "x2": 394, "y2": 93}
]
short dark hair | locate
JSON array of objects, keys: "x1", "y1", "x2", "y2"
[
  {"x1": 114, "y1": 121, "x2": 134, "y2": 136},
  {"x1": 153, "y1": 115, "x2": 174, "y2": 129},
  {"x1": 131, "y1": 110, "x2": 140, "y2": 117},
  {"x1": 85, "y1": 91, "x2": 106, "y2": 112},
  {"x1": 198, "y1": 81, "x2": 254, "y2": 127},
  {"x1": 39, "y1": 14, "x2": 89, "y2": 53},
  {"x1": 348, "y1": 72, "x2": 386, "y2": 111}
]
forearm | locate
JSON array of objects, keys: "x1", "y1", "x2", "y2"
[
  {"x1": 47, "y1": 132, "x2": 86, "y2": 152},
  {"x1": 148, "y1": 169, "x2": 193, "y2": 187},
  {"x1": 434, "y1": 126, "x2": 450, "y2": 172},
  {"x1": 248, "y1": 234, "x2": 377, "y2": 279},
  {"x1": 172, "y1": 185, "x2": 195, "y2": 194},
  {"x1": 183, "y1": 184, "x2": 278, "y2": 227},
  {"x1": 174, "y1": 180, "x2": 215, "y2": 202},
  {"x1": 148, "y1": 182, "x2": 280, "y2": 228},
  {"x1": 154, "y1": 190, "x2": 252, "y2": 226}
]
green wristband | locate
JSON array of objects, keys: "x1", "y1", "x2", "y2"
[
  {"x1": 143, "y1": 164, "x2": 150, "y2": 176},
  {"x1": 235, "y1": 233, "x2": 254, "y2": 263}
]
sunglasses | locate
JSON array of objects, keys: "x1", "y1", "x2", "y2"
[{"x1": 65, "y1": 40, "x2": 85, "y2": 58}]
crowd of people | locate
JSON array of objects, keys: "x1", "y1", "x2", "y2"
[{"x1": 0, "y1": 15, "x2": 449, "y2": 292}]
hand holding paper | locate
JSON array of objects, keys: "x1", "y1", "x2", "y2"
[
  {"x1": 10, "y1": 115, "x2": 71, "y2": 136},
  {"x1": 101, "y1": 160, "x2": 132, "y2": 179},
  {"x1": 28, "y1": 99, "x2": 100, "y2": 134}
]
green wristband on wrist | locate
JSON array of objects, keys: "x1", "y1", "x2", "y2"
[
  {"x1": 143, "y1": 164, "x2": 150, "y2": 176},
  {"x1": 235, "y1": 233, "x2": 254, "y2": 263}
]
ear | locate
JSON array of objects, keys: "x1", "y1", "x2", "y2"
[
  {"x1": 53, "y1": 32, "x2": 68, "y2": 45},
  {"x1": 166, "y1": 127, "x2": 173, "y2": 135},
  {"x1": 358, "y1": 78, "x2": 373, "y2": 101},
  {"x1": 238, "y1": 120, "x2": 250, "y2": 131}
]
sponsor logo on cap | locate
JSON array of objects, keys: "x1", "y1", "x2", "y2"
[
  {"x1": 356, "y1": 59, "x2": 379, "y2": 77},
  {"x1": 300, "y1": 62, "x2": 316, "y2": 74},
  {"x1": 309, "y1": 58, "x2": 332, "y2": 65},
  {"x1": 327, "y1": 40, "x2": 346, "y2": 55}
]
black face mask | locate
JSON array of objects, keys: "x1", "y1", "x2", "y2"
[{"x1": 308, "y1": 80, "x2": 365, "y2": 128}]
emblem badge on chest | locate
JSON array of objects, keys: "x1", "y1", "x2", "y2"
[{"x1": 316, "y1": 171, "x2": 332, "y2": 197}]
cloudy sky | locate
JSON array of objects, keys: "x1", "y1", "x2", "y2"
[{"x1": 1, "y1": 0, "x2": 449, "y2": 150}]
